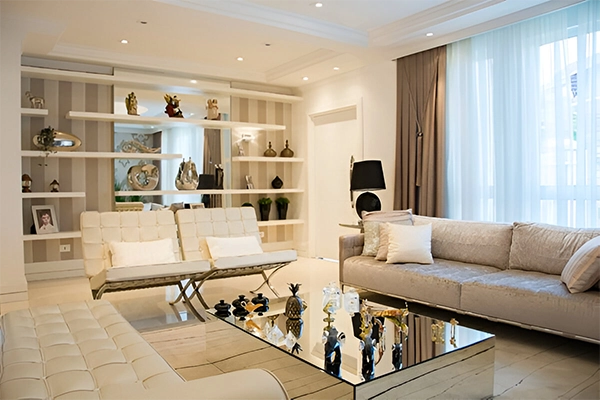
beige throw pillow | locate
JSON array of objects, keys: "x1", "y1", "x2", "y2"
[
  {"x1": 560, "y1": 235, "x2": 600, "y2": 293},
  {"x1": 386, "y1": 223, "x2": 433, "y2": 264},
  {"x1": 376, "y1": 221, "x2": 412, "y2": 261},
  {"x1": 109, "y1": 238, "x2": 177, "y2": 268},
  {"x1": 361, "y1": 209, "x2": 413, "y2": 257}
]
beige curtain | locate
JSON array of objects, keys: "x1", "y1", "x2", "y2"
[
  {"x1": 203, "y1": 128, "x2": 222, "y2": 208},
  {"x1": 395, "y1": 46, "x2": 446, "y2": 217}
]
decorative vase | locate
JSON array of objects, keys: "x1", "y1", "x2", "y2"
[
  {"x1": 175, "y1": 157, "x2": 199, "y2": 190},
  {"x1": 277, "y1": 203, "x2": 288, "y2": 220},
  {"x1": 232, "y1": 295, "x2": 250, "y2": 318},
  {"x1": 214, "y1": 299, "x2": 231, "y2": 318},
  {"x1": 280, "y1": 140, "x2": 294, "y2": 157},
  {"x1": 271, "y1": 176, "x2": 283, "y2": 189},
  {"x1": 284, "y1": 283, "x2": 306, "y2": 319},
  {"x1": 251, "y1": 293, "x2": 269, "y2": 315},
  {"x1": 259, "y1": 203, "x2": 271, "y2": 221},
  {"x1": 264, "y1": 142, "x2": 277, "y2": 157}
]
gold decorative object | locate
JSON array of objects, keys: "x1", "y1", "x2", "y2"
[
  {"x1": 121, "y1": 140, "x2": 161, "y2": 153},
  {"x1": 207, "y1": 99, "x2": 219, "y2": 120},
  {"x1": 49, "y1": 179, "x2": 60, "y2": 192},
  {"x1": 125, "y1": 92, "x2": 138, "y2": 115},
  {"x1": 164, "y1": 94, "x2": 183, "y2": 118},
  {"x1": 280, "y1": 140, "x2": 294, "y2": 157},
  {"x1": 33, "y1": 126, "x2": 81, "y2": 152},
  {"x1": 127, "y1": 164, "x2": 159, "y2": 191},
  {"x1": 175, "y1": 157, "x2": 199, "y2": 190},
  {"x1": 264, "y1": 142, "x2": 277, "y2": 157},
  {"x1": 25, "y1": 91, "x2": 45, "y2": 109},
  {"x1": 431, "y1": 320, "x2": 445, "y2": 343},
  {"x1": 22, "y1": 174, "x2": 32, "y2": 193},
  {"x1": 450, "y1": 318, "x2": 459, "y2": 347}
]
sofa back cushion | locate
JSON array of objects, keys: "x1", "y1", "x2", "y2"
[
  {"x1": 414, "y1": 216, "x2": 513, "y2": 269},
  {"x1": 509, "y1": 222, "x2": 600, "y2": 275}
]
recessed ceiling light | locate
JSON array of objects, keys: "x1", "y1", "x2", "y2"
[
  {"x1": 315, "y1": 2, "x2": 323, "y2": 7},
  {"x1": 426, "y1": 32, "x2": 434, "y2": 37},
  {"x1": 265, "y1": 43, "x2": 271, "y2": 47},
  {"x1": 302, "y1": 77, "x2": 309, "y2": 81},
  {"x1": 333, "y1": 67, "x2": 339, "y2": 71},
  {"x1": 237, "y1": 57, "x2": 244, "y2": 61},
  {"x1": 120, "y1": 39, "x2": 128, "y2": 44},
  {"x1": 190, "y1": 79, "x2": 197, "y2": 84},
  {"x1": 190, "y1": 113, "x2": 195, "y2": 116},
  {"x1": 137, "y1": 20, "x2": 148, "y2": 25}
]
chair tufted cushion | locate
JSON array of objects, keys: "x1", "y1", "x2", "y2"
[{"x1": 0, "y1": 300, "x2": 183, "y2": 400}]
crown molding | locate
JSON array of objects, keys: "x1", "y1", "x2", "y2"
[
  {"x1": 265, "y1": 49, "x2": 339, "y2": 82},
  {"x1": 370, "y1": 0, "x2": 505, "y2": 47},
  {"x1": 155, "y1": 0, "x2": 368, "y2": 47}
]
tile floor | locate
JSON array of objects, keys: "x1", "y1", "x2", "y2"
[{"x1": 9, "y1": 257, "x2": 600, "y2": 399}]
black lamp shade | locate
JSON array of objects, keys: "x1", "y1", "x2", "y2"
[{"x1": 350, "y1": 160, "x2": 386, "y2": 191}]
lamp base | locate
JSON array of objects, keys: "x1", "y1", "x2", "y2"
[{"x1": 355, "y1": 192, "x2": 381, "y2": 218}]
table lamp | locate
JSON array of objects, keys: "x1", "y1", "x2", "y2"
[{"x1": 350, "y1": 160, "x2": 386, "y2": 218}]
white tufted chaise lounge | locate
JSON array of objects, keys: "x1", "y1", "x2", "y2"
[
  {"x1": 0, "y1": 300, "x2": 289, "y2": 399},
  {"x1": 175, "y1": 207, "x2": 298, "y2": 308}
]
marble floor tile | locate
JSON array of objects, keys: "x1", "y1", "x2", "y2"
[{"x1": 9, "y1": 256, "x2": 600, "y2": 399}]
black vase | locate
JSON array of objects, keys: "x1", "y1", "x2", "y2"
[
  {"x1": 251, "y1": 293, "x2": 269, "y2": 315},
  {"x1": 271, "y1": 176, "x2": 283, "y2": 189},
  {"x1": 277, "y1": 203, "x2": 288, "y2": 220},
  {"x1": 259, "y1": 204, "x2": 271, "y2": 221},
  {"x1": 214, "y1": 299, "x2": 231, "y2": 318}
]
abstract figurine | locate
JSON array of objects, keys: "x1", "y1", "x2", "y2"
[{"x1": 164, "y1": 94, "x2": 184, "y2": 118}]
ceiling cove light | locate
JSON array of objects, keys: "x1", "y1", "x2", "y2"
[
  {"x1": 302, "y1": 77, "x2": 309, "y2": 81},
  {"x1": 237, "y1": 57, "x2": 244, "y2": 61},
  {"x1": 426, "y1": 32, "x2": 434, "y2": 37},
  {"x1": 315, "y1": 2, "x2": 323, "y2": 7},
  {"x1": 120, "y1": 39, "x2": 128, "y2": 44}
]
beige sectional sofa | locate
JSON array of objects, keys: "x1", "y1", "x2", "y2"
[
  {"x1": 339, "y1": 215, "x2": 600, "y2": 343},
  {"x1": 0, "y1": 300, "x2": 289, "y2": 400}
]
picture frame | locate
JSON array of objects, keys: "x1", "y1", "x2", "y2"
[
  {"x1": 32, "y1": 205, "x2": 59, "y2": 234},
  {"x1": 245, "y1": 175, "x2": 254, "y2": 189},
  {"x1": 190, "y1": 203, "x2": 205, "y2": 209}
]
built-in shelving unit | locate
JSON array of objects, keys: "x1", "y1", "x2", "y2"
[
  {"x1": 22, "y1": 192, "x2": 86, "y2": 199},
  {"x1": 232, "y1": 156, "x2": 304, "y2": 163},
  {"x1": 66, "y1": 111, "x2": 286, "y2": 131},
  {"x1": 115, "y1": 188, "x2": 304, "y2": 196},
  {"x1": 21, "y1": 150, "x2": 183, "y2": 159},
  {"x1": 23, "y1": 231, "x2": 82, "y2": 241},
  {"x1": 21, "y1": 108, "x2": 48, "y2": 117}
]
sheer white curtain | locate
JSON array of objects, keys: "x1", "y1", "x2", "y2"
[
  {"x1": 446, "y1": 0, "x2": 599, "y2": 227},
  {"x1": 161, "y1": 127, "x2": 204, "y2": 206}
]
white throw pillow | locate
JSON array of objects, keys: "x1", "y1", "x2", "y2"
[
  {"x1": 205, "y1": 236, "x2": 263, "y2": 260},
  {"x1": 361, "y1": 209, "x2": 413, "y2": 257},
  {"x1": 561, "y1": 235, "x2": 600, "y2": 293},
  {"x1": 109, "y1": 238, "x2": 177, "y2": 268},
  {"x1": 386, "y1": 223, "x2": 433, "y2": 264}
]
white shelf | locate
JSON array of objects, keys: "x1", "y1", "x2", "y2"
[
  {"x1": 66, "y1": 111, "x2": 285, "y2": 131},
  {"x1": 22, "y1": 192, "x2": 86, "y2": 199},
  {"x1": 22, "y1": 66, "x2": 303, "y2": 103},
  {"x1": 115, "y1": 188, "x2": 304, "y2": 196},
  {"x1": 21, "y1": 108, "x2": 48, "y2": 117},
  {"x1": 232, "y1": 156, "x2": 304, "y2": 163},
  {"x1": 21, "y1": 150, "x2": 182, "y2": 159},
  {"x1": 23, "y1": 231, "x2": 82, "y2": 241},
  {"x1": 257, "y1": 219, "x2": 304, "y2": 227}
]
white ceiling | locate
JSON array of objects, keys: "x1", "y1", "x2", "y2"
[{"x1": 3, "y1": 0, "x2": 583, "y2": 89}]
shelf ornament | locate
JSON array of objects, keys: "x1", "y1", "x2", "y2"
[
  {"x1": 33, "y1": 126, "x2": 82, "y2": 156},
  {"x1": 175, "y1": 157, "x2": 199, "y2": 190},
  {"x1": 25, "y1": 91, "x2": 45, "y2": 109},
  {"x1": 164, "y1": 94, "x2": 184, "y2": 118},
  {"x1": 125, "y1": 92, "x2": 138, "y2": 116}
]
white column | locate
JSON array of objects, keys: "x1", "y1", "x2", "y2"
[{"x1": 0, "y1": 7, "x2": 29, "y2": 309}]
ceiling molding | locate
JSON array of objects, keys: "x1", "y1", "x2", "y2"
[
  {"x1": 155, "y1": 0, "x2": 368, "y2": 47},
  {"x1": 385, "y1": 0, "x2": 584, "y2": 61},
  {"x1": 47, "y1": 43, "x2": 268, "y2": 84},
  {"x1": 370, "y1": 0, "x2": 505, "y2": 47},
  {"x1": 265, "y1": 49, "x2": 339, "y2": 82}
]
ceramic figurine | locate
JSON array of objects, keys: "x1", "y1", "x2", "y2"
[
  {"x1": 175, "y1": 158, "x2": 199, "y2": 190},
  {"x1": 164, "y1": 94, "x2": 183, "y2": 118},
  {"x1": 323, "y1": 327, "x2": 343, "y2": 378},
  {"x1": 25, "y1": 91, "x2": 45, "y2": 109},
  {"x1": 207, "y1": 99, "x2": 220, "y2": 120},
  {"x1": 22, "y1": 174, "x2": 32, "y2": 193},
  {"x1": 280, "y1": 140, "x2": 294, "y2": 157},
  {"x1": 125, "y1": 92, "x2": 138, "y2": 115},
  {"x1": 49, "y1": 179, "x2": 60, "y2": 192}
]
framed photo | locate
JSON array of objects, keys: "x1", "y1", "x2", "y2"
[
  {"x1": 32, "y1": 205, "x2": 59, "y2": 234},
  {"x1": 245, "y1": 175, "x2": 254, "y2": 189},
  {"x1": 190, "y1": 203, "x2": 205, "y2": 209}
]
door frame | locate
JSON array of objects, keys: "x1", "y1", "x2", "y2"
[{"x1": 307, "y1": 97, "x2": 364, "y2": 258}]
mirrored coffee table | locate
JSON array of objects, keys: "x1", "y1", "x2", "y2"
[{"x1": 208, "y1": 288, "x2": 495, "y2": 400}]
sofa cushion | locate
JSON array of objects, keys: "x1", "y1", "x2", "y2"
[
  {"x1": 109, "y1": 238, "x2": 177, "y2": 268},
  {"x1": 205, "y1": 235, "x2": 263, "y2": 260},
  {"x1": 561, "y1": 236, "x2": 600, "y2": 293},
  {"x1": 414, "y1": 216, "x2": 513, "y2": 270},
  {"x1": 461, "y1": 270, "x2": 600, "y2": 340},
  {"x1": 105, "y1": 260, "x2": 210, "y2": 282},
  {"x1": 212, "y1": 250, "x2": 297, "y2": 270},
  {"x1": 386, "y1": 223, "x2": 433, "y2": 264},
  {"x1": 342, "y1": 255, "x2": 501, "y2": 309},
  {"x1": 509, "y1": 222, "x2": 600, "y2": 275},
  {"x1": 361, "y1": 209, "x2": 413, "y2": 256}
]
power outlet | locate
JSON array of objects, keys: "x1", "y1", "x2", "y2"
[
  {"x1": 259, "y1": 231, "x2": 265, "y2": 238},
  {"x1": 59, "y1": 244, "x2": 71, "y2": 253}
]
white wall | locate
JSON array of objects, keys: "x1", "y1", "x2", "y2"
[{"x1": 295, "y1": 60, "x2": 397, "y2": 258}]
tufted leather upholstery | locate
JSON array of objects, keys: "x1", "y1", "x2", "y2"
[{"x1": 0, "y1": 300, "x2": 182, "y2": 400}]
